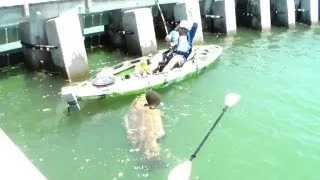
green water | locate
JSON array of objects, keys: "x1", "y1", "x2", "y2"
[{"x1": 1, "y1": 25, "x2": 320, "y2": 180}]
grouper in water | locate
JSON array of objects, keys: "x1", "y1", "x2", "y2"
[{"x1": 124, "y1": 90, "x2": 165, "y2": 162}]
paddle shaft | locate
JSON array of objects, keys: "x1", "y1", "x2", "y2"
[
  {"x1": 155, "y1": 0, "x2": 169, "y2": 34},
  {"x1": 190, "y1": 106, "x2": 228, "y2": 161}
]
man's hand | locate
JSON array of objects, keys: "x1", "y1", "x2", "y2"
[{"x1": 165, "y1": 34, "x2": 171, "y2": 42}]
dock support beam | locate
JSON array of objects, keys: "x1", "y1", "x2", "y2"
[
  {"x1": 212, "y1": 0, "x2": 237, "y2": 35},
  {"x1": 122, "y1": 8, "x2": 157, "y2": 56},
  {"x1": 271, "y1": 0, "x2": 296, "y2": 28},
  {"x1": 45, "y1": 14, "x2": 90, "y2": 82},
  {"x1": 298, "y1": 0, "x2": 319, "y2": 25},
  {"x1": 174, "y1": 0, "x2": 204, "y2": 43}
]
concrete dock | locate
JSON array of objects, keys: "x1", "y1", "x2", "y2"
[{"x1": 0, "y1": 128, "x2": 47, "y2": 180}]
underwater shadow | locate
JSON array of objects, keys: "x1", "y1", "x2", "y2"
[{"x1": 0, "y1": 63, "x2": 27, "y2": 82}]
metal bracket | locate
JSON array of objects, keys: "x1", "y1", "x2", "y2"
[
  {"x1": 295, "y1": 9, "x2": 305, "y2": 12},
  {"x1": 109, "y1": 28, "x2": 135, "y2": 35},
  {"x1": 242, "y1": 12, "x2": 254, "y2": 17},
  {"x1": 274, "y1": 11, "x2": 286, "y2": 14},
  {"x1": 202, "y1": 14, "x2": 224, "y2": 19},
  {"x1": 21, "y1": 41, "x2": 58, "y2": 51}
]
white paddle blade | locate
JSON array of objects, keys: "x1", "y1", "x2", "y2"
[
  {"x1": 225, "y1": 93, "x2": 241, "y2": 108},
  {"x1": 168, "y1": 160, "x2": 192, "y2": 180}
]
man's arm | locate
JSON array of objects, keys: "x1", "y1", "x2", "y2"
[
  {"x1": 187, "y1": 8, "x2": 198, "y2": 45},
  {"x1": 188, "y1": 23, "x2": 198, "y2": 46}
]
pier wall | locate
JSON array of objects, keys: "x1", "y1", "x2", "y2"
[
  {"x1": 0, "y1": 0, "x2": 319, "y2": 79},
  {"x1": 0, "y1": 128, "x2": 47, "y2": 180}
]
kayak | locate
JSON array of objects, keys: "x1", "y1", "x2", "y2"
[{"x1": 61, "y1": 44, "x2": 223, "y2": 111}]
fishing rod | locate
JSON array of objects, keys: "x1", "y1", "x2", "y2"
[{"x1": 155, "y1": 0, "x2": 169, "y2": 35}]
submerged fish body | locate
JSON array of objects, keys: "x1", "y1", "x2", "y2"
[{"x1": 124, "y1": 94, "x2": 165, "y2": 160}]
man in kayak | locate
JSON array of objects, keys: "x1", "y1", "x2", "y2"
[
  {"x1": 149, "y1": 16, "x2": 198, "y2": 73},
  {"x1": 161, "y1": 19, "x2": 198, "y2": 72}
]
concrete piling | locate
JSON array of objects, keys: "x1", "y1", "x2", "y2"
[
  {"x1": 298, "y1": 0, "x2": 319, "y2": 25},
  {"x1": 201, "y1": 0, "x2": 214, "y2": 31},
  {"x1": 212, "y1": 0, "x2": 237, "y2": 35},
  {"x1": 122, "y1": 8, "x2": 157, "y2": 56},
  {"x1": 45, "y1": 14, "x2": 89, "y2": 82},
  {"x1": 236, "y1": 0, "x2": 271, "y2": 31},
  {"x1": 254, "y1": 0, "x2": 271, "y2": 31},
  {"x1": 105, "y1": 9, "x2": 126, "y2": 48},
  {"x1": 18, "y1": 20, "x2": 50, "y2": 70},
  {"x1": 18, "y1": 2, "x2": 61, "y2": 71},
  {"x1": 271, "y1": 0, "x2": 296, "y2": 28}
]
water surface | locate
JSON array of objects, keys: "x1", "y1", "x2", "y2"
[{"x1": 0, "y1": 25, "x2": 320, "y2": 180}]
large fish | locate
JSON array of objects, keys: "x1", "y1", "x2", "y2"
[{"x1": 124, "y1": 93, "x2": 165, "y2": 161}]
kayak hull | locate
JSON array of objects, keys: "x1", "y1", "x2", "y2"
[{"x1": 61, "y1": 44, "x2": 223, "y2": 109}]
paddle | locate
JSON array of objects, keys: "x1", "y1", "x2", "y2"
[{"x1": 167, "y1": 92, "x2": 241, "y2": 180}]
